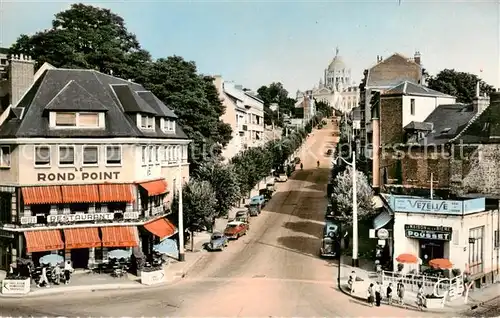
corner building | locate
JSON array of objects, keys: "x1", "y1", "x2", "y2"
[{"x1": 0, "y1": 65, "x2": 190, "y2": 269}]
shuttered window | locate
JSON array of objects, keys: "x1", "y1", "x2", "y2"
[
  {"x1": 35, "y1": 146, "x2": 51, "y2": 166},
  {"x1": 83, "y1": 146, "x2": 98, "y2": 165},
  {"x1": 79, "y1": 113, "x2": 99, "y2": 127},
  {"x1": 59, "y1": 146, "x2": 75, "y2": 165},
  {"x1": 55, "y1": 113, "x2": 76, "y2": 126},
  {"x1": 106, "y1": 146, "x2": 121, "y2": 165}
]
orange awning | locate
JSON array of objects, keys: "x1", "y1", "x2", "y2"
[
  {"x1": 61, "y1": 185, "x2": 99, "y2": 203},
  {"x1": 138, "y1": 179, "x2": 168, "y2": 196},
  {"x1": 98, "y1": 184, "x2": 135, "y2": 202},
  {"x1": 63, "y1": 228, "x2": 101, "y2": 249},
  {"x1": 24, "y1": 230, "x2": 64, "y2": 253},
  {"x1": 429, "y1": 258, "x2": 453, "y2": 269},
  {"x1": 396, "y1": 253, "x2": 419, "y2": 264},
  {"x1": 100, "y1": 226, "x2": 138, "y2": 248},
  {"x1": 22, "y1": 186, "x2": 63, "y2": 205},
  {"x1": 144, "y1": 218, "x2": 177, "y2": 239}
]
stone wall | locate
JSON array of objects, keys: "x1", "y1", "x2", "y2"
[{"x1": 380, "y1": 97, "x2": 403, "y2": 145}]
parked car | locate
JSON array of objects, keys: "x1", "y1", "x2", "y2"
[
  {"x1": 234, "y1": 210, "x2": 250, "y2": 226},
  {"x1": 323, "y1": 220, "x2": 339, "y2": 237},
  {"x1": 224, "y1": 221, "x2": 248, "y2": 239},
  {"x1": 320, "y1": 236, "x2": 338, "y2": 258},
  {"x1": 275, "y1": 174, "x2": 288, "y2": 182},
  {"x1": 208, "y1": 232, "x2": 228, "y2": 251},
  {"x1": 325, "y1": 204, "x2": 335, "y2": 219},
  {"x1": 248, "y1": 203, "x2": 261, "y2": 216},
  {"x1": 266, "y1": 180, "x2": 276, "y2": 192},
  {"x1": 259, "y1": 188, "x2": 273, "y2": 202},
  {"x1": 250, "y1": 195, "x2": 266, "y2": 207}
]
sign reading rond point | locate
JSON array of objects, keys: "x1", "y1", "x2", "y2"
[{"x1": 37, "y1": 171, "x2": 120, "y2": 182}]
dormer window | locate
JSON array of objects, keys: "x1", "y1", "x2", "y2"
[
  {"x1": 50, "y1": 112, "x2": 104, "y2": 129},
  {"x1": 137, "y1": 114, "x2": 155, "y2": 130},
  {"x1": 161, "y1": 118, "x2": 176, "y2": 133}
]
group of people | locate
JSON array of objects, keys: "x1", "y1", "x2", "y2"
[
  {"x1": 36, "y1": 260, "x2": 74, "y2": 288},
  {"x1": 366, "y1": 280, "x2": 406, "y2": 307}
]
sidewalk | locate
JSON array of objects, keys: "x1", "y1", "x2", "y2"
[
  {"x1": 338, "y1": 258, "x2": 500, "y2": 313},
  {"x1": 1, "y1": 234, "x2": 209, "y2": 298}
]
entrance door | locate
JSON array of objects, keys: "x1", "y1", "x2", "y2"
[
  {"x1": 419, "y1": 239, "x2": 445, "y2": 264},
  {"x1": 71, "y1": 248, "x2": 89, "y2": 269}
]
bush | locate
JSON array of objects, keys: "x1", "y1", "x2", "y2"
[{"x1": 452, "y1": 268, "x2": 461, "y2": 277}]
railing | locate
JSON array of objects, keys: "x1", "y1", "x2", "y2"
[{"x1": 380, "y1": 270, "x2": 450, "y2": 295}]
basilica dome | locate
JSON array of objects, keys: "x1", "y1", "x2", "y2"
[{"x1": 328, "y1": 55, "x2": 346, "y2": 71}]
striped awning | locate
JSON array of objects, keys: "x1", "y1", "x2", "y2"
[
  {"x1": 100, "y1": 226, "x2": 138, "y2": 248},
  {"x1": 63, "y1": 228, "x2": 101, "y2": 249},
  {"x1": 22, "y1": 186, "x2": 63, "y2": 205},
  {"x1": 144, "y1": 218, "x2": 177, "y2": 239},
  {"x1": 98, "y1": 184, "x2": 134, "y2": 202},
  {"x1": 61, "y1": 185, "x2": 99, "y2": 203},
  {"x1": 24, "y1": 230, "x2": 64, "y2": 253},
  {"x1": 138, "y1": 179, "x2": 168, "y2": 196}
]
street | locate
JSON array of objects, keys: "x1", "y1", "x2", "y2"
[{"x1": 0, "y1": 123, "x2": 440, "y2": 317}]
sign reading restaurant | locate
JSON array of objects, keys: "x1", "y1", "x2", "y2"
[
  {"x1": 20, "y1": 212, "x2": 140, "y2": 225},
  {"x1": 37, "y1": 171, "x2": 120, "y2": 182},
  {"x1": 404, "y1": 224, "x2": 452, "y2": 241}
]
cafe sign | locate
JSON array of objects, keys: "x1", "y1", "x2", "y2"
[{"x1": 404, "y1": 224, "x2": 452, "y2": 241}]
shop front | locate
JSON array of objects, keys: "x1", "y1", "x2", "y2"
[{"x1": 390, "y1": 195, "x2": 499, "y2": 283}]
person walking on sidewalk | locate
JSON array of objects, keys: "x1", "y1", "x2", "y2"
[
  {"x1": 37, "y1": 265, "x2": 50, "y2": 288},
  {"x1": 416, "y1": 283, "x2": 425, "y2": 310},
  {"x1": 348, "y1": 270, "x2": 356, "y2": 294},
  {"x1": 397, "y1": 280, "x2": 405, "y2": 305},
  {"x1": 386, "y1": 282, "x2": 393, "y2": 305},
  {"x1": 375, "y1": 281, "x2": 382, "y2": 307},
  {"x1": 367, "y1": 283, "x2": 375, "y2": 307},
  {"x1": 64, "y1": 260, "x2": 74, "y2": 284}
]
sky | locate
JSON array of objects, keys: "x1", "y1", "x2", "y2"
[{"x1": 1, "y1": 0, "x2": 499, "y2": 95}]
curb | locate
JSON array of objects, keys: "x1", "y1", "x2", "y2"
[{"x1": 0, "y1": 251, "x2": 207, "y2": 299}]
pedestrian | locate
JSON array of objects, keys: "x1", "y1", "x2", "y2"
[
  {"x1": 386, "y1": 282, "x2": 393, "y2": 305},
  {"x1": 367, "y1": 283, "x2": 375, "y2": 307},
  {"x1": 397, "y1": 280, "x2": 405, "y2": 305},
  {"x1": 348, "y1": 270, "x2": 356, "y2": 294},
  {"x1": 37, "y1": 265, "x2": 50, "y2": 288},
  {"x1": 300, "y1": 162, "x2": 303, "y2": 170},
  {"x1": 416, "y1": 283, "x2": 424, "y2": 310},
  {"x1": 64, "y1": 260, "x2": 74, "y2": 284},
  {"x1": 52, "y1": 265, "x2": 62, "y2": 285},
  {"x1": 375, "y1": 281, "x2": 382, "y2": 307}
]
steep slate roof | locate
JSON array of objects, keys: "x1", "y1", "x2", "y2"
[
  {"x1": 366, "y1": 53, "x2": 422, "y2": 88},
  {"x1": 419, "y1": 104, "x2": 476, "y2": 145},
  {"x1": 383, "y1": 81, "x2": 454, "y2": 98},
  {"x1": 0, "y1": 68, "x2": 188, "y2": 139}
]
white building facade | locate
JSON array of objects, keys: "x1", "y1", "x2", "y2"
[
  {"x1": 389, "y1": 195, "x2": 499, "y2": 285},
  {"x1": 213, "y1": 76, "x2": 265, "y2": 162}
]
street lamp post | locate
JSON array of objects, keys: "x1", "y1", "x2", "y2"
[
  {"x1": 177, "y1": 146, "x2": 185, "y2": 262},
  {"x1": 336, "y1": 150, "x2": 359, "y2": 267}
]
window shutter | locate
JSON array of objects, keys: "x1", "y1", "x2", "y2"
[
  {"x1": 79, "y1": 113, "x2": 99, "y2": 127},
  {"x1": 83, "y1": 147, "x2": 98, "y2": 163},
  {"x1": 56, "y1": 113, "x2": 76, "y2": 126}
]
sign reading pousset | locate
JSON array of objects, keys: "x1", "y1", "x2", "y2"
[
  {"x1": 37, "y1": 171, "x2": 120, "y2": 182},
  {"x1": 404, "y1": 224, "x2": 452, "y2": 241}
]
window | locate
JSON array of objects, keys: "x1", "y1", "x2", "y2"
[
  {"x1": 159, "y1": 147, "x2": 165, "y2": 163},
  {"x1": 410, "y1": 98, "x2": 415, "y2": 115},
  {"x1": 79, "y1": 113, "x2": 99, "y2": 127},
  {"x1": 495, "y1": 230, "x2": 500, "y2": 249},
  {"x1": 141, "y1": 116, "x2": 148, "y2": 128},
  {"x1": 148, "y1": 146, "x2": 153, "y2": 162},
  {"x1": 59, "y1": 146, "x2": 75, "y2": 166},
  {"x1": 0, "y1": 193, "x2": 12, "y2": 224},
  {"x1": 139, "y1": 115, "x2": 155, "y2": 129},
  {"x1": 148, "y1": 117, "x2": 154, "y2": 129},
  {"x1": 82, "y1": 146, "x2": 98, "y2": 165},
  {"x1": 106, "y1": 146, "x2": 122, "y2": 165},
  {"x1": 55, "y1": 113, "x2": 77, "y2": 126},
  {"x1": 468, "y1": 226, "x2": 484, "y2": 275},
  {"x1": 34, "y1": 146, "x2": 51, "y2": 167},
  {"x1": 0, "y1": 146, "x2": 10, "y2": 168},
  {"x1": 168, "y1": 146, "x2": 173, "y2": 162},
  {"x1": 141, "y1": 146, "x2": 147, "y2": 164},
  {"x1": 154, "y1": 146, "x2": 159, "y2": 162}
]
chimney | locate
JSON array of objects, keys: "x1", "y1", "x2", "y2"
[
  {"x1": 212, "y1": 75, "x2": 223, "y2": 94},
  {"x1": 372, "y1": 98, "x2": 381, "y2": 190},
  {"x1": 414, "y1": 51, "x2": 421, "y2": 65},
  {"x1": 8, "y1": 54, "x2": 35, "y2": 107},
  {"x1": 473, "y1": 81, "x2": 490, "y2": 114}
]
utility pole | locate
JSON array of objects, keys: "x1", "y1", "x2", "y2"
[{"x1": 177, "y1": 146, "x2": 185, "y2": 262}]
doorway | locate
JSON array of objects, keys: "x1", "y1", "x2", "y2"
[
  {"x1": 419, "y1": 239, "x2": 445, "y2": 264},
  {"x1": 71, "y1": 248, "x2": 89, "y2": 269}
]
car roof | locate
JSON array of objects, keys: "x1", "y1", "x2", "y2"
[
  {"x1": 211, "y1": 231, "x2": 224, "y2": 236},
  {"x1": 227, "y1": 221, "x2": 244, "y2": 226}
]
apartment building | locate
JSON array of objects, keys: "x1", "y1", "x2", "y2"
[
  {"x1": 0, "y1": 61, "x2": 190, "y2": 270},
  {"x1": 213, "y1": 76, "x2": 265, "y2": 161}
]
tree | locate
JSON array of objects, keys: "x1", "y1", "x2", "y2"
[
  {"x1": 315, "y1": 100, "x2": 333, "y2": 117},
  {"x1": 9, "y1": 3, "x2": 150, "y2": 80},
  {"x1": 427, "y1": 69, "x2": 495, "y2": 104},
  {"x1": 330, "y1": 167, "x2": 374, "y2": 224},
  {"x1": 196, "y1": 161, "x2": 241, "y2": 218},
  {"x1": 257, "y1": 82, "x2": 297, "y2": 126},
  {"x1": 141, "y1": 57, "x2": 233, "y2": 172},
  {"x1": 171, "y1": 179, "x2": 217, "y2": 249}
]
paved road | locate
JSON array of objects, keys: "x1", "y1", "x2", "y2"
[{"x1": 0, "y1": 121, "x2": 441, "y2": 317}]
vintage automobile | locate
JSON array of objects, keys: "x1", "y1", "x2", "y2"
[
  {"x1": 259, "y1": 188, "x2": 273, "y2": 202},
  {"x1": 234, "y1": 210, "x2": 250, "y2": 226},
  {"x1": 325, "y1": 203, "x2": 335, "y2": 220},
  {"x1": 224, "y1": 221, "x2": 248, "y2": 239},
  {"x1": 208, "y1": 232, "x2": 228, "y2": 251},
  {"x1": 248, "y1": 203, "x2": 261, "y2": 216},
  {"x1": 266, "y1": 180, "x2": 276, "y2": 192},
  {"x1": 250, "y1": 195, "x2": 266, "y2": 207},
  {"x1": 274, "y1": 174, "x2": 288, "y2": 182},
  {"x1": 320, "y1": 235, "x2": 339, "y2": 258}
]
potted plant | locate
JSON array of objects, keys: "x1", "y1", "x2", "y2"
[{"x1": 424, "y1": 293, "x2": 446, "y2": 309}]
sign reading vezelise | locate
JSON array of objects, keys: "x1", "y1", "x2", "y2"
[{"x1": 37, "y1": 171, "x2": 120, "y2": 182}]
